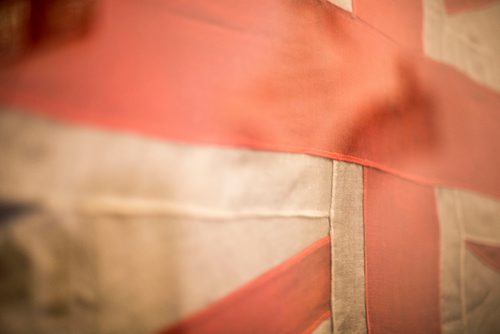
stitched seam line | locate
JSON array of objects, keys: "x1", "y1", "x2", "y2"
[
  {"x1": 453, "y1": 189, "x2": 468, "y2": 333},
  {"x1": 363, "y1": 167, "x2": 372, "y2": 334},
  {"x1": 78, "y1": 197, "x2": 329, "y2": 219},
  {"x1": 464, "y1": 235, "x2": 500, "y2": 247},
  {"x1": 302, "y1": 310, "x2": 332, "y2": 334},
  {"x1": 329, "y1": 160, "x2": 337, "y2": 333}
]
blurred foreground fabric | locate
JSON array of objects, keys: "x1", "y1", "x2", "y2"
[{"x1": 0, "y1": 0, "x2": 500, "y2": 333}]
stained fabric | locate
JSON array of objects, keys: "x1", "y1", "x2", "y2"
[
  {"x1": 0, "y1": 109, "x2": 332, "y2": 333},
  {"x1": 0, "y1": 0, "x2": 500, "y2": 333}
]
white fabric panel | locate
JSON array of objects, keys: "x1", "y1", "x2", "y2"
[
  {"x1": 327, "y1": 0, "x2": 352, "y2": 12},
  {"x1": 0, "y1": 109, "x2": 333, "y2": 216},
  {"x1": 424, "y1": 0, "x2": 500, "y2": 91},
  {"x1": 312, "y1": 318, "x2": 333, "y2": 334},
  {"x1": 0, "y1": 109, "x2": 332, "y2": 333},
  {"x1": 436, "y1": 187, "x2": 500, "y2": 334}
]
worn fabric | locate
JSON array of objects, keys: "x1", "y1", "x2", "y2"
[
  {"x1": 0, "y1": 109, "x2": 332, "y2": 333},
  {"x1": 436, "y1": 187, "x2": 500, "y2": 334},
  {"x1": 330, "y1": 161, "x2": 366, "y2": 334},
  {"x1": 424, "y1": 0, "x2": 500, "y2": 91},
  {"x1": 0, "y1": 0, "x2": 500, "y2": 333}
]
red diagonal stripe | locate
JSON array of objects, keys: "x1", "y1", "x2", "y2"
[
  {"x1": 355, "y1": 0, "x2": 423, "y2": 52},
  {"x1": 158, "y1": 236, "x2": 331, "y2": 334},
  {"x1": 467, "y1": 240, "x2": 500, "y2": 273}
]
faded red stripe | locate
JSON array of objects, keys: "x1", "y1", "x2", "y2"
[
  {"x1": 466, "y1": 240, "x2": 500, "y2": 273},
  {"x1": 0, "y1": 0, "x2": 499, "y2": 197},
  {"x1": 355, "y1": 0, "x2": 423, "y2": 52},
  {"x1": 158, "y1": 236, "x2": 331, "y2": 334},
  {"x1": 364, "y1": 168, "x2": 441, "y2": 334},
  {"x1": 444, "y1": 0, "x2": 498, "y2": 13}
]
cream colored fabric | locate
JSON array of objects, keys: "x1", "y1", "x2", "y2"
[
  {"x1": 436, "y1": 188, "x2": 467, "y2": 334},
  {"x1": 0, "y1": 109, "x2": 332, "y2": 333},
  {"x1": 424, "y1": 0, "x2": 500, "y2": 91},
  {"x1": 0, "y1": 209, "x2": 97, "y2": 334},
  {"x1": 0, "y1": 110, "x2": 332, "y2": 216},
  {"x1": 312, "y1": 318, "x2": 333, "y2": 334},
  {"x1": 91, "y1": 215, "x2": 329, "y2": 333},
  {"x1": 465, "y1": 249, "x2": 500, "y2": 334},
  {"x1": 330, "y1": 161, "x2": 366, "y2": 334},
  {"x1": 436, "y1": 187, "x2": 500, "y2": 334},
  {"x1": 327, "y1": 0, "x2": 352, "y2": 12},
  {"x1": 454, "y1": 189, "x2": 500, "y2": 241},
  {"x1": 0, "y1": 206, "x2": 329, "y2": 334}
]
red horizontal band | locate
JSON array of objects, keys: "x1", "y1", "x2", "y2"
[
  {"x1": 1, "y1": 0, "x2": 499, "y2": 197},
  {"x1": 158, "y1": 236, "x2": 331, "y2": 334},
  {"x1": 466, "y1": 240, "x2": 500, "y2": 273}
]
